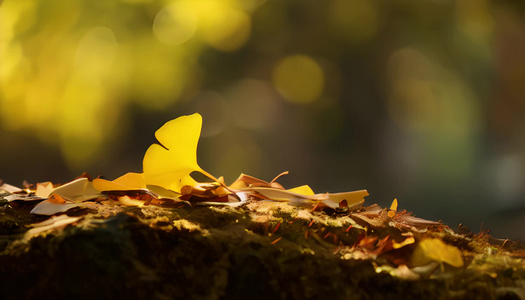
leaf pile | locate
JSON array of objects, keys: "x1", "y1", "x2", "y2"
[
  {"x1": 1, "y1": 114, "x2": 524, "y2": 298},
  {"x1": 2, "y1": 114, "x2": 369, "y2": 215}
]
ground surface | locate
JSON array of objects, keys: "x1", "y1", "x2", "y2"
[{"x1": 0, "y1": 198, "x2": 524, "y2": 299}]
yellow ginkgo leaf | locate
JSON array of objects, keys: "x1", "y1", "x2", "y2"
[
  {"x1": 93, "y1": 172, "x2": 146, "y2": 191},
  {"x1": 287, "y1": 185, "x2": 315, "y2": 196},
  {"x1": 320, "y1": 190, "x2": 369, "y2": 208},
  {"x1": 143, "y1": 113, "x2": 216, "y2": 193},
  {"x1": 392, "y1": 236, "x2": 415, "y2": 249},
  {"x1": 412, "y1": 238, "x2": 464, "y2": 268}
]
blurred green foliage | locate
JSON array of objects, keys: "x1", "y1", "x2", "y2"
[{"x1": 1, "y1": 0, "x2": 524, "y2": 239}]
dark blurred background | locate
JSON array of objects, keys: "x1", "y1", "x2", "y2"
[{"x1": 1, "y1": 0, "x2": 524, "y2": 241}]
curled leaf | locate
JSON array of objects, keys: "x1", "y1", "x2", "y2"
[
  {"x1": 48, "y1": 178, "x2": 100, "y2": 203},
  {"x1": 248, "y1": 187, "x2": 317, "y2": 202},
  {"x1": 229, "y1": 173, "x2": 286, "y2": 189},
  {"x1": 246, "y1": 187, "x2": 367, "y2": 209}
]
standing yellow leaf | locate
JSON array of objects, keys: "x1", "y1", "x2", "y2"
[{"x1": 143, "y1": 113, "x2": 215, "y2": 193}]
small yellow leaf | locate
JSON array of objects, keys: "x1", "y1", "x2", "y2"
[
  {"x1": 93, "y1": 172, "x2": 146, "y2": 191},
  {"x1": 392, "y1": 236, "x2": 415, "y2": 249},
  {"x1": 287, "y1": 185, "x2": 315, "y2": 196},
  {"x1": 412, "y1": 238, "x2": 464, "y2": 268},
  {"x1": 388, "y1": 198, "x2": 398, "y2": 218},
  {"x1": 142, "y1": 113, "x2": 215, "y2": 193}
]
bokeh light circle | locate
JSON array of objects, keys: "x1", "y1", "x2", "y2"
[{"x1": 272, "y1": 54, "x2": 324, "y2": 104}]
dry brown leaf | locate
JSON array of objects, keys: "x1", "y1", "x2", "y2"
[
  {"x1": 25, "y1": 215, "x2": 82, "y2": 238},
  {"x1": 30, "y1": 200, "x2": 80, "y2": 215},
  {"x1": 4, "y1": 194, "x2": 44, "y2": 202},
  {"x1": 0, "y1": 182, "x2": 22, "y2": 193},
  {"x1": 48, "y1": 178, "x2": 100, "y2": 203}
]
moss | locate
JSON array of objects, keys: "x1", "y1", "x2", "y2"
[{"x1": 0, "y1": 202, "x2": 523, "y2": 299}]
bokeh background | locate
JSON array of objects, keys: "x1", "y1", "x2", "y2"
[{"x1": 1, "y1": 0, "x2": 524, "y2": 240}]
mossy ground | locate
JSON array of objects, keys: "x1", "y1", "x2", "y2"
[{"x1": 0, "y1": 200, "x2": 523, "y2": 299}]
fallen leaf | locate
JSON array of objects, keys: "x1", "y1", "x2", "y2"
[
  {"x1": 248, "y1": 187, "x2": 316, "y2": 202},
  {"x1": 30, "y1": 200, "x2": 80, "y2": 215},
  {"x1": 25, "y1": 215, "x2": 82, "y2": 238},
  {"x1": 357, "y1": 235, "x2": 379, "y2": 251},
  {"x1": 388, "y1": 198, "x2": 398, "y2": 218},
  {"x1": 49, "y1": 178, "x2": 100, "y2": 203},
  {"x1": 4, "y1": 194, "x2": 44, "y2": 202},
  {"x1": 93, "y1": 172, "x2": 146, "y2": 191},
  {"x1": 412, "y1": 238, "x2": 464, "y2": 268},
  {"x1": 244, "y1": 187, "x2": 367, "y2": 209},
  {"x1": 118, "y1": 195, "x2": 145, "y2": 207},
  {"x1": 392, "y1": 236, "x2": 415, "y2": 249},
  {"x1": 194, "y1": 194, "x2": 246, "y2": 206},
  {"x1": 389, "y1": 264, "x2": 420, "y2": 280},
  {"x1": 287, "y1": 185, "x2": 315, "y2": 196},
  {"x1": 320, "y1": 190, "x2": 369, "y2": 209},
  {"x1": 230, "y1": 173, "x2": 274, "y2": 189},
  {"x1": 393, "y1": 211, "x2": 441, "y2": 229},
  {"x1": 0, "y1": 182, "x2": 22, "y2": 193},
  {"x1": 35, "y1": 182, "x2": 54, "y2": 198},
  {"x1": 229, "y1": 172, "x2": 289, "y2": 190},
  {"x1": 350, "y1": 205, "x2": 389, "y2": 228},
  {"x1": 146, "y1": 184, "x2": 181, "y2": 200},
  {"x1": 48, "y1": 193, "x2": 67, "y2": 204}
]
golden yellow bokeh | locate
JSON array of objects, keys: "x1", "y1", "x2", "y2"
[
  {"x1": 272, "y1": 55, "x2": 324, "y2": 104},
  {"x1": 456, "y1": 0, "x2": 494, "y2": 46},
  {"x1": 153, "y1": 2, "x2": 199, "y2": 46},
  {"x1": 0, "y1": 0, "x2": 255, "y2": 171},
  {"x1": 329, "y1": 0, "x2": 379, "y2": 44},
  {"x1": 199, "y1": 3, "x2": 252, "y2": 52}
]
